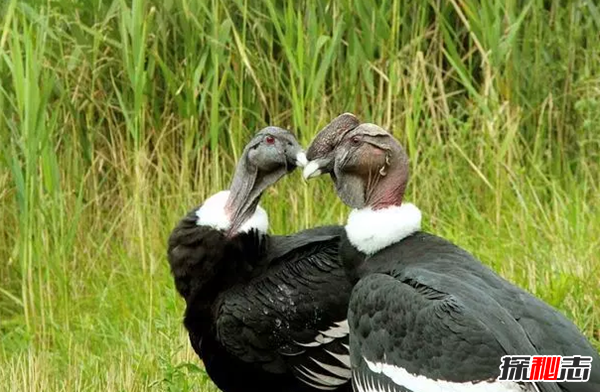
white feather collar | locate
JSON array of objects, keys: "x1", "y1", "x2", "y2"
[
  {"x1": 195, "y1": 190, "x2": 269, "y2": 234},
  {"x1": 345, "y1": 203, "x2": 421, "y2": 255}
]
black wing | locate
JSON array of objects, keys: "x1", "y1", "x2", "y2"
[
  {"x1": 348, "y1": 271, "x2": 563, "y2": 392},
  {"x1": 499, "y1": 292, "x2": 600, "y2": 392},
  {"x1": 358, "y1": 231, "x2": 600, "y2": 392},
  {"x1": 216, "y1": 226, "x2": 354, "y2": 391}
]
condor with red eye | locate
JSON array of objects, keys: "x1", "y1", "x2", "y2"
[{"x1": 168, "y1": 126, "x2": 353, "y2": 392}]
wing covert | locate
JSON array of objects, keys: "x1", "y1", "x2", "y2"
[{"x1": 348, "y1": 272, "x2": 562, "y2": 392}]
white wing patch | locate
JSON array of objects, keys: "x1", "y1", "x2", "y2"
[
  {"x1": 353, "y1": 371, "x2": 396, "y2": 392},
  {"x1": 321, "y1": 319, "x2": 349, "y2": 338},
  {"x1": 364, "y1": 358, "x2": 533, "y2": 392},
  {"x1": 296, "y1": 364, "x2": 348, "y2": 388},
  {"x1": 295, "y1": 320, "x2": 349, "y2": 348},
  {"x1": 309, "y1": 356, "x2": 352, "y2": 379},
  {"x1": 295, "y1": 340, "x2": 323, "y2": 348},
  {"x1": 293, "y1": 320, "x2": 352, "y2": 390},
  {"x1": 324, "y1": 348, "x2": 351, "y2": 368}
]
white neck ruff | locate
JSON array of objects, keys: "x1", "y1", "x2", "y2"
[
  {"x1": 345, "y1": 203, "x2": 421, "y2": 255},
  {"x1": 195, "y1": 190, "x2": 269, "y2": 234}
]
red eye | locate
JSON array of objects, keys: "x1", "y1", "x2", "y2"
[
  {"x1": 265, "y1": 135, "x2": 275, "y2": 144},
  {"x1": 351, "y1": 136, "x2": 360, "y2": 144}
]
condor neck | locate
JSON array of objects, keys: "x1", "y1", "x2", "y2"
[
  {"x1": 223, "y1": 159, "x2": 285, "y2": 235},
  {"x1": 224, "y1": 162, "x2": 263, "y2": 235},
  {"x1": 364, "y1": 170, "x2": 407, "y2": 210}
]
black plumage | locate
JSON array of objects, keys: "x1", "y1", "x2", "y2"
[
  {"x1": 168, "y1": 128, "x2": 354, "y2": 392},
  {"x1": 169, "y1": 212, "x2": 352, "y2": 392},
  {"x1": 344, "y1": 232, "x2": 599, "y2": 392}
]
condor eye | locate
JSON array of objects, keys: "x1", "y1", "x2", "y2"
[
  {"x1": 265, "y1": 135, "x2": 275, "y2": 144},
  {"x1": 351, "y1": 136, "x2": 360, "y2": 144}
]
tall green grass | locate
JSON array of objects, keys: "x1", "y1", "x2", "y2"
[{"x1": 1, "y1": 0, "x2": 599, "y2": 390}]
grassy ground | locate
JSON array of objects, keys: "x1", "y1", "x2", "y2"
[{"x1": 1, "y1": 0, "x2": 599, "y2": 391}]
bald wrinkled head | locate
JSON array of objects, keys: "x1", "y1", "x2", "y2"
[
  {"x1": 226, "y1": 126, "x2": 305, "y2": 234},
  {"x1": 243, "y1": 126, "x2": 305, "y2": 172},
  {"x1": 303, "y1": 113, "x2": 360, "y2": 179},
  {"x1": 306, "y1": 113, "x2": 360, "y2": 160},
  {"x1": 329, "y1": 123, "x2": 409, "y2": 209}
]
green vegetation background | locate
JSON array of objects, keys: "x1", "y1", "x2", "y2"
[{"x1": 1, "y1": 0, "x2": 599, "y2": 390}]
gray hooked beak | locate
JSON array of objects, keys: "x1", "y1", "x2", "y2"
[
  {"x1": 302, "y1": 158, "x2": 330, "y2": 179},
  {"x1": 286, "y1": 143, "x2": 308, "y2": 169}
]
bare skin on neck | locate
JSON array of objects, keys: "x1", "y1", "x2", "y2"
[
  {"x1": 225, "y1": 162, "x2": 263, "y2": 235},
  {"x1": 363, "y1": 152, "x2": 408, "y2": 210},
  {"x1": 222, "y1": 127, "x2": 304, "y2": 236}
]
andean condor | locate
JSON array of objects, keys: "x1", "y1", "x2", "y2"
[
  {"x1": 303, "y1": 119, "x2": 600, "y2": 392},
  {"x1": 167, "y1": 125, "x2": 358, "y2": 392}
]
